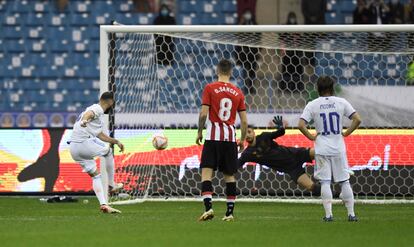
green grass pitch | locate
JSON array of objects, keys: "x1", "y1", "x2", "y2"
[{"x1": 0, "y1": 198, "x2": 413, "y2": 247}]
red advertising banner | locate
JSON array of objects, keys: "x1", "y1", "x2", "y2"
[{"x1": 0, "y1": 129, "x2": 413, "y2": 193}]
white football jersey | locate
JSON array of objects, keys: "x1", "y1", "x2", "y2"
[
  {"x1": 300, "y1": 96, "x2": 356, "y2": 155},
  {"x1": 70, "y1": 104, "x2": 105, "y2": 142}
]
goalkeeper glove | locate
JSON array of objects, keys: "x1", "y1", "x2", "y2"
[{"x1": 272, "y1": 115, "x2": 284, "y2": 129}]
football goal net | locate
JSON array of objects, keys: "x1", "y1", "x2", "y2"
[{"x1": 99, "y1": 25, "x2": 414, "y2": 204}]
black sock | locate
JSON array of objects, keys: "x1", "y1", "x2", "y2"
[
  {"x1": 312, "y1": 183, "x2": 321, "y2": 196},
  {"x1": 225, "y1": 182, "x2": 237, "y2": 216},
  {"x1": 201, "y1": 181, "x2": 213, "y2": 212}
]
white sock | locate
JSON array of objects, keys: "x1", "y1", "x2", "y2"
[
  {"x1": 103, "y1": 150, "x2": 115, "y2": 188},
  {"x1": 321, "y1": 181, "x2": 333, "y2": 218},
  {"x1": 92, "y1": 174, "x2": 107, "y2": 205},
  {"x1": 340, "y1": 180, "x2": 355, "y2": 217}
]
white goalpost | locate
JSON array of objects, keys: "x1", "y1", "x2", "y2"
[{"x1": 99, "y1": 25, "x2": 414, "y2": 205}]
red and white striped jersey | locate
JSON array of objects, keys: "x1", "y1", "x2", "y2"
[{"x1": 201, "y1": 81, "x2": 246, "y2": 142}]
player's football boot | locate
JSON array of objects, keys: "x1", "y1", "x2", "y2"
[
  {"x1": 100, "y1": 205, "x2": 122, "y2": 214},
  {"x1": 198, "y1": 209, "x2": 214, "y2": 221},
  {"x1": 322, "y1": 216, "x2": 334, "y2": 222},
  {"x1": 222, "y1": 215, "x2": 234, "y2": 222},
  {"x1": 109, "y1": 183, "x2": 124, "y2": 194},
  {"x1": 348, "y1": 215, "x2": 358, "y2": 222}
]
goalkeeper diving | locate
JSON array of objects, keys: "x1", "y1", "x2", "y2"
[{"x1": 238, "y1": 116, "x2": 321, "y2": 195}]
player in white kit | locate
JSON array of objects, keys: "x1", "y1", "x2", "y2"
[
  {"x1": 69, "y1": 92, "x2": 124, "y2": 214},
  {"x1": 298, "y1": 76, "x2": 361, "y2": 222}
]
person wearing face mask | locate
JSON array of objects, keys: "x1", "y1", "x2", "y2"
[
  {"x1": 353, "y1": 0, "x2": 371, "y2": 24},
  {"x1": 280, "y1": 12, "x2": 304, "y2": 92},
  {"x1": 388, "y1": 0, "x2": 404, "y2": 24},
  {"x1": 153, "y1": 4, "x2": 176, "y2": 66},
  {"x1": 235, "y1": 9, "x2": 260, "y2": 95}
]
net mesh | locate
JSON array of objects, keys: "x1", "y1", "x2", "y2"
[{"x1": 104, "y1": 28, "x2": 414, "y2": 204}]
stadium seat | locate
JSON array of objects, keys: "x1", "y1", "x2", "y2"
[
  {"x1": 10, "y1": 0, "x2": 31, "y2": 13},
  {"x1": 177, "y1": 14, "x2": 200, "y2": 25},
  {"x1": 325, "y1": 12, "x2": 344, "y2": 24},
  {"x1": 69, "y1": 1, "x2": 91, "y2": 13},
  {"x1": 70, "y1": 13, "x2": 92, "y2": 26},
  {"x1": 341, "y1": 1, "x2": 356, "y2": 13},
  {"x1": 222, "y1": 1, "x2": 237, "y2": 12},
  {"x1": 25, "y1": 13, "x2": 47, "y2": 27},
  {"x1": 178, "y1": 1, "x2": 198, "y2": 13}
]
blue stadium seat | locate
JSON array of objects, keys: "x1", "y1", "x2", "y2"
[
  {"x1": 33, "y1": 2, "x2": 50, "y2": 13},
  {"x1": 70, "y1": 14, "x2": 92, "y2": 26},
  {"x1": 69, "y1": 1, "x2": 91, "y2": 13},
  {"x1": 2, "y1": 14, "x2": 23, "y2": 26},
  {"x1": 117, "y1": 1, "x2": 134, "y2": 12},
  {"x1": 47, "y1": 13, "x2": 70, "y2": 26},
  {"x1": 177, "y1": 14, "x2": 200, "y2": 25},
  {"x1": 4, "y1": 40, "x2": 25, "y2": 53},
  {"x1": 200, "y1": 13, "x2": 222, "y2": 24},
  {"x1": 25, "y1": 13, "x2": 47, "y2": 27},
  {"x1": 325, "y1": 12, "x2": 343, "y2": 24},
  {"x1": 10, "y1": 1, "x2": 31, "y2": 13},
  {"x1": 3, "y1": 26, "x2": 26, "y2": 39},
  {"x1": 222, "y1": 1, "x2": 237, "y2": 12},
  {"x1": 341, "y1": 1, "x2": 356, "y2": 13},
  {"x1": 137, "y1": 13, "x2": 155, "y2": 25},
  {"x1": 178, "y1": 1, "x2": 198, "y2": 13},
  {"x1": 201, "y1": 1, "x2": 221, "y2": 13}
]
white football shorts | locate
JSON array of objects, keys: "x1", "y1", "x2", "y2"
[
  {"x1": 314, "y1": 153, "x2": 350, "y2": 182},
  {"x1": 69, "y1": 138, "x2": 110, "y2": 173}
]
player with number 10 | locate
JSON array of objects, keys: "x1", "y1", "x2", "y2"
[
  {"x1": 298, "y1": 76, "x2": 362, "y2": 222},
  {"x1": 196, "y1": 59, "x2": 248, "y2": 221}
]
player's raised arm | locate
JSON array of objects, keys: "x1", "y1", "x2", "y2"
[
  {"x1": 238, "y1": 110, "x2": 248, "y2": 152},
  {"x1": 80, "y1": 110, "x2": 95, "y2": 127},
  {"x1": 342, "y1": 112, "x2": 362, "y2": 137},
  {"x1": 196, "y1": 105, "x2": 209, "y2": 145},
  {"x1": 97, "y1": 132, "x2": 124, "y2": 152},
  {"x1": 268, "y1": 115, "x2": 287, "y2": 139}
]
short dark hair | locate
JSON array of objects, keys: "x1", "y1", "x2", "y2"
[
  {"x1": 317, "y1": 76, "x2": 335, "y2": 96},
  {"x1": 100, "y1": 91, "x2": 114, "y2": 101},
  {"x1": 217, "y1": 59, "x2": 233, "y2": 76}
]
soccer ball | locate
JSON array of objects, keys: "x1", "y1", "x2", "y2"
[{"x1": 152, "y1": 135, "x2": 168, "y2": 150}]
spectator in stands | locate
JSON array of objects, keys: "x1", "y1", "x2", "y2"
[
  {"x1": 133, "y1": 0, "x2": 156, "y2": 13},
  {"x1": 0, "y1": 113, "x2": 14, "y2": 128},
  {"x1": 388, "y1": 0, "x2": 404, "y2": 24},
  {"x1": 405, "y1": 0, "x2": 414, "y2": 23},
  {"x1": 153, "y1": 4, "x2": 176, "y2": 66},
  {"x1": 301, "y1": 0, "x2": 326, "y2": 24},
  {"x1": 368, "y1": 0, "x2": 390, "y2": 24},
  {"x1": 353, "y1": 0, "x2": 371, "y2": 24},
  {"x1": 55, "y1": 0, "x2": 68, "y2": 12},
  {"x1": 280, "y1": 12, "x2": 304, "y2": 92},
  {"x1": 367, "y1": 0, "x2": 390, "y2": 50},
  {"x1": 17, "y1": 114, "x2": 31, "y2": 128},
  {"x1": 236, "y1": 9, "x2": 260, "y2": 95},
  {"x1": 237, "y1": 0, "x2": 257, "y2": 21}
]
